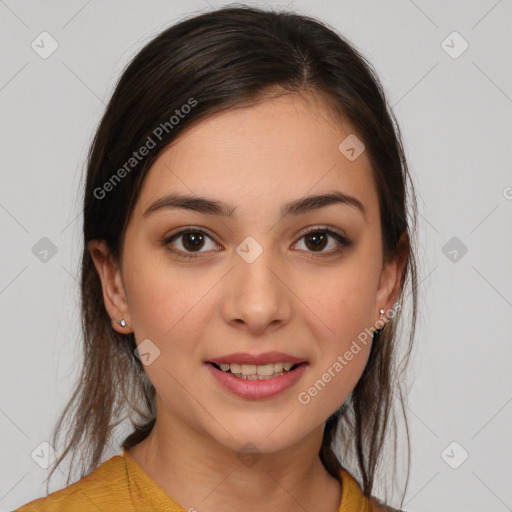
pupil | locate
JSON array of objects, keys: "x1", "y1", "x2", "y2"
[
  {"x1": 183, "y1": 232, "x2": 203, "y2": 251},
  {"x1": 306, "y1": 233, "x2": 326, "y2": 251}
]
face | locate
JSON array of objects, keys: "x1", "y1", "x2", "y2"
[{"x1": 91, "y1": 91, "x2": 403, "y2": 456}]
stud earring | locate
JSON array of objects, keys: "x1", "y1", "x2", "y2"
[
  {"x1": 373, "y1": 308, "x2": 386, "y2": 337},
  {"x1": 117, "y1": 319, "x2": 126, "y2": 327}
]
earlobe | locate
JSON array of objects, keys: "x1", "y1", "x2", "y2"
[{"x1": 87, "y1": 240, "x2": 132, "y2": 334}]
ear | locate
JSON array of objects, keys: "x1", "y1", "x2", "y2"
[
  {"x1": 374, "y1": 232, "x2": 409, "y2": 325},
  {"x1": 88, "y1": 239, "x2": 132, "y2": 334}
]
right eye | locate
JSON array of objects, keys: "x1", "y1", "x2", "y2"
[{"x1": 163, "y1": 229, "x2": 221, "y2": 259}]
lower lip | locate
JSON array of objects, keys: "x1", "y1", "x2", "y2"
[{"x1": 206, "y1": 363, "x2": 307, "y2": 400}]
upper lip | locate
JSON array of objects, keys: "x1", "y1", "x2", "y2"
[{"x1": 207, "y1": 351, "x2": 307, "y2": 366}]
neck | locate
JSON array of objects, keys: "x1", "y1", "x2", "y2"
[{"x1": 128, "y1": 409, "x2": 342, "y2": 512}]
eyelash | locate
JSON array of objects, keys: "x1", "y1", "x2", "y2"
[{"x1": 163, "y1": 225, "x2": 352, "y2": 260}]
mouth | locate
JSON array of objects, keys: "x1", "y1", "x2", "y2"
[
  {"x1": 208, "y1": 361, "x2": 306, "y2": 380},
  {"x1": 205, "y1": 353, "x2": 308, "y2": 399}
]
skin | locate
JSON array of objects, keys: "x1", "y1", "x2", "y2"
[{"x1": 89, "y1": 90, "x2": 408, "y2": 512}]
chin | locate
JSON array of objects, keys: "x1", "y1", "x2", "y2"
[{"x1": 202, "y1": 412, "x2": 317, "y2": 455}]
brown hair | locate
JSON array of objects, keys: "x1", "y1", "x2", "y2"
[{"x1": 47, "y1": 4, "x2": 418, "y2": 508}]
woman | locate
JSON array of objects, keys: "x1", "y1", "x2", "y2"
[{"x1": 17, "y1": 5, "x2": 417, "y2": 511}]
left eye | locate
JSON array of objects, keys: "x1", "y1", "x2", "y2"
[{"x1": 292, "y1": 228, "x2": 350, "y2": 253}]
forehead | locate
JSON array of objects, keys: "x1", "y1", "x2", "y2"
[{"x1": 135, "y1": 92, "x2": 379, "y2": 224}]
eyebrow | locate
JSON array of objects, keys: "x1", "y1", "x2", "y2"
[{"x1": 143, "y1": 191, "x2": 366, "y2": 220}]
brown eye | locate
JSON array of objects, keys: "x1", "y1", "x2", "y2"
[
  {"x1": 164, "y1": 229, "x2": 220, "y2": 259},
  {"x1": 181, "y1": 231, "x2": 205, "y2": 251},
  {"x1": 304, "y1": 232, "x2": 328, "y2": 251},
  {"x1": 294, "y1": 227, "x2": 352, "y2": 255}
]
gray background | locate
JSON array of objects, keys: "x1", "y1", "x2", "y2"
[{"x1": 1, "y1": 1, "x2": 511, "y2": 511}]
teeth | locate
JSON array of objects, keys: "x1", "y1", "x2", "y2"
[
  {"x1": 256, "y1": 363, "x2": 274, "y2": 376},
  {"x1": 273, "y1": 362, "x2": 284, "y2": 372},
  {"x1": 241, "y1": 364, "x2": 257, "y2": 376},
  {"x1": 216, "y1": 361, "x2": 297, "y2": 377}
]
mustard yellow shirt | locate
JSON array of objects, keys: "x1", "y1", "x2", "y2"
[{"x1": 16, "y1": 449, "x2": 384, "y2": 511}]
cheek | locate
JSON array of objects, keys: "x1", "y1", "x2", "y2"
[
  {"x1": 123, "y1": 257, "x2": 219, "y2": 407},
  {"x1": 296, "y1": 315, "x2": 372, "y2": 420},
  {"x1": 122, "y1": 251, "x2": 217, "y2": 351},
  {"x1": 302, "y1": 259, "x2": 380, "y2": 342},
  {"x1": 290, "y1": 261, "x2": 378, "y2": 414}
]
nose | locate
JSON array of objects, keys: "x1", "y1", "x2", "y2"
[{"x1": 221, "y1": 246, "x2": 292, "y2": 336}]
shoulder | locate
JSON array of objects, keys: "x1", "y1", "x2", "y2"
[
  {"x1": 15, "y1": 454, "x2": 131, "y2": 512},
  {"x1": 339, "y1": 468, "x2": 403, "y2": 512}
]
